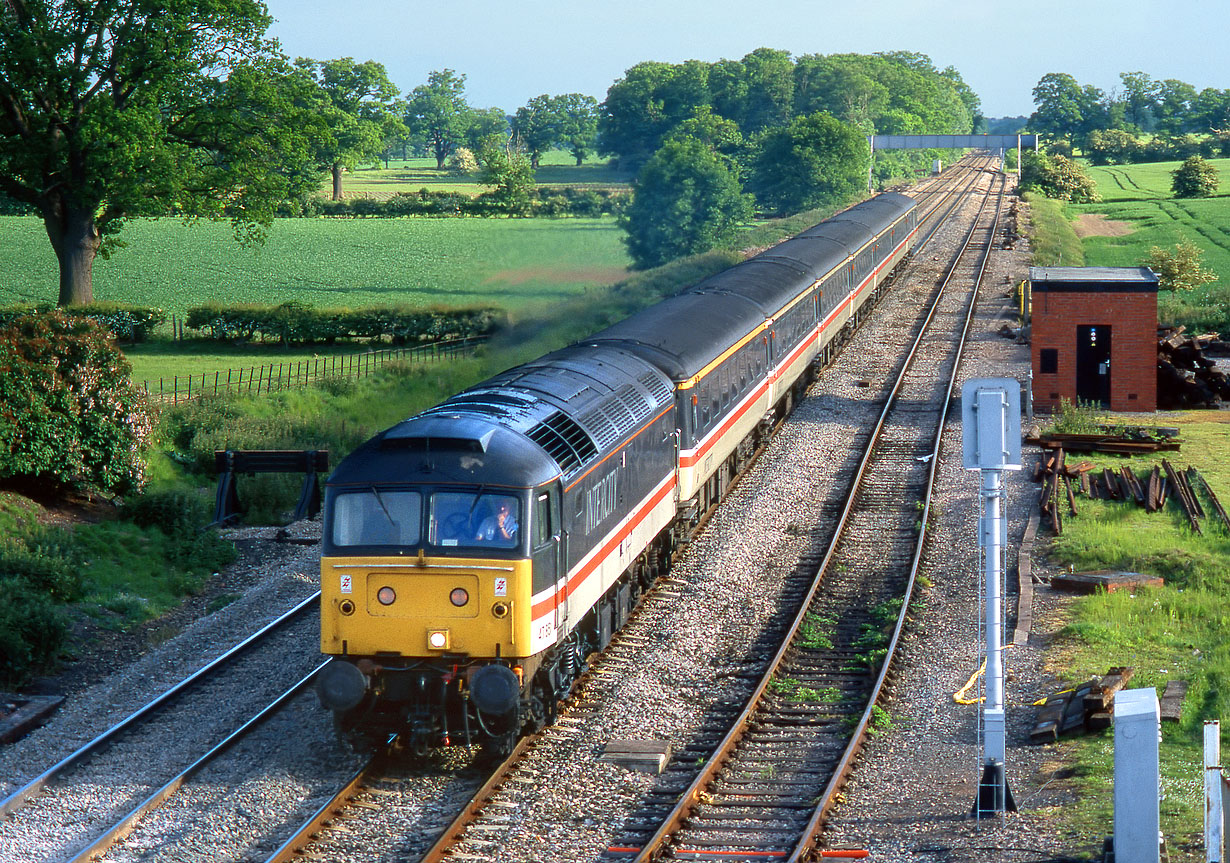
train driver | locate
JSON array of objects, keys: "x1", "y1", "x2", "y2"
[{"x1": 476, "y1": 499, "x2": 518, "y2": 545}]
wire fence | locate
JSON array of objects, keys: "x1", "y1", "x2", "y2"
[{"x1": 141, "y1": 336, "x2": 485, "y2": 405}]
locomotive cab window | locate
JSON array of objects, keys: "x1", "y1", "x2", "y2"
[
  {"x1": 331, "y1": 489, "x2": 422, "y2": 547},
  {"x1": 430, "y1": 491, "x2": 521, "y2": 550}
]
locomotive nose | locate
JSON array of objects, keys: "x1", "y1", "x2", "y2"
[
  {"x1": 316, "y1": 659, "x2": 369, "y2": 711},
  {"x1": 468, "y1": 664, "x2": 521, "y2": 716}
]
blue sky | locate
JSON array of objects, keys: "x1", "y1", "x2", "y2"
[{"x1": 264, "y1": 0, "x2": 1228, "y2": 119}]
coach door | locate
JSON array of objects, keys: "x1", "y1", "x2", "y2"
[{"x1": 1075, "y1": 325, "x2": 1112, "y2": 407}]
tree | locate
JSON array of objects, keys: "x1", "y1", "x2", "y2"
[
  {"x1": 620, "y1": 139, "x2": 752, "y2": 269},
  {"x1": 1154, "y1": 79, "x2": 1198, "y2": 134},
  {"x1": 512, "y1": 95, "x2": 561, "y2": 168},
  {"x1": 1028, "y1": 73, "x2": 1106, "y2": 146},
  {"x1": 406, "y1": 69, "x2": 472, "y2": 169},
  {"x1": 296, "y1": 57, "x2": 405, "y2": 201},
  {"x1": 556, "y1": 94, "x2": 599, "y2": 165},
  {"x1": 463, "y1": 106, "x2": 510, "y2": 155},
  {"x1": 1171, "y1": 156, "x2": 1220, "y2": 198},
  {"x1": 1119, "y1": 71, "x2": 1160, "y2": 131},
  {"x1": 1146, "y1": 240, "x2": 1218, "y2": 292},
  {"x1": 478, "y1": 141, "x2": 536, "y2": 215},
  {"x1": 0, "y1": 0, "x2": 315, "y2": 306},
  {"x1": 749, "y1": 111, "x2": 868, "y2": 216}
]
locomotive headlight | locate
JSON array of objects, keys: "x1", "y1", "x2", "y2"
[
  {"x1": 377, "y1": 586, "x2": 396, "y2": 606},
  {"x1": 449, "y1": 587, "x2": 469, "y2": 607},
  {"x1": 427, "y1": 630, "x2": 450, "y2": 650}
]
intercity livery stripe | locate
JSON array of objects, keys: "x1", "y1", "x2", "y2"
[
  {"x1": 679, "y1": 225, "x2": 915, "y2": 468},
  {"x1": 529, "y1": 471, "x2": 676, "y2": 620}
]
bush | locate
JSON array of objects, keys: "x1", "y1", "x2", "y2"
[
  {"x1": 1019, "y1": 152, "x2": 1101, "y2": 203},
  {"x1": 0, "y1": 311, "x2": 152, "y2": 494},
  {"x1": 0, "y1": 302, "x2": 166, "y2": 343},
  {"x1": 0, "y1": 578, "x2": 68, "y2": 688},
  {"x1": 183, "y1": 302, "x2": 506, "y2": 346},
  {"x1": 0, "y1": 539, "x2": 81, "y2": 601},
  {"x1": 122, "y1": 488, "x2": 215, "y2": 535},
  {"x1": 1146, "y1": 240, "x2": 1219, "y2": 292},
  {"x1": 1171, "y1": 156, "x2": 1220, "y2": 198}
]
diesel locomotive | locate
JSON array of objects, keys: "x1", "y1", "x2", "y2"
[{"x1": 315, "y1": 192, "x2": 919, "y2": 753}]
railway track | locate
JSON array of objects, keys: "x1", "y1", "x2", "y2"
[
  {"x1": 251, "y1": 159, "x2": 1009, "y2": 863},
  {"x1": 602, "y1": 170, "x2": 1008, "y2": 862},
  {"x1": 0, "y1": 594, "x2": 328, "y2": 862}
]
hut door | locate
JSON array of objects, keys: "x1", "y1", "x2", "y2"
[{"x1": 1075, "y1": 325, "x2": 1112, "y2": 406}]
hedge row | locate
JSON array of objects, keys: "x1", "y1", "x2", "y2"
[
  {"x1": 184, "y1": 301, "x2": 506, "y2": 345},
  {"x1": 280, "y1": 186, "x2": 630, "y2": 219},
  {"x1": 0, "y1": 302, "x2": 166, "y2": 342}
]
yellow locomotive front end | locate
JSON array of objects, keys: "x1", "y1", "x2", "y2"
[
  {"x1": 313, "y1": 412, "x2": 567, "y2": 753},
  {"x1": 320, "y1": 552, "x2": 534, "y2": 660}
]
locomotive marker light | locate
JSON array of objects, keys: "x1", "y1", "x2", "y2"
[{"x1": 961, "y1": 378, "x2": 1021, "y2": 817}]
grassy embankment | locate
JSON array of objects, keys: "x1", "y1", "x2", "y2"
[{"x1": 1022, "y1": 159, "x2": 1230, "y2": 860}]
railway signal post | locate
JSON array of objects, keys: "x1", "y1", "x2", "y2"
[{"x1": 961, "y1": 378, "x2": 1022, "y2": 817}]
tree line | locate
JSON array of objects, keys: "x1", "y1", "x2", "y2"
[
  {"x1": 612, "y1": 50, "x2": 981, "y2": 267},
  {"x1": 1028, "y1": 70, "x2": 1230, "y2": 161}
]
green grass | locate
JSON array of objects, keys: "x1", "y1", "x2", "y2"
[
  {"x1": 333, "y1": 151, "x2": 633, "y2": 200},
  {"x1": 1039, "y1": 414, "x2": 1230, "y2": 859},
  {"x1": 0, "y1": 215, "x2": 632, "y2": 318}
]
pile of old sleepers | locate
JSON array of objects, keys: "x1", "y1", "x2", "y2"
[
  {"x1": 1034, "y1": 448, "x2": 1228, "y2": 535},
  {"x1": 1158, "y1": 326, "x2": 1230, "y2": 409},
  {"x1": 1031, "y1": 669, "x2": 1187, "y2": 742}
]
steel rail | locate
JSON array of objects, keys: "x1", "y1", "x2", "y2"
[
  {"x1": 64, "y1": 662, "x2": 328, "y2": 863},
  {"x1": 786, "y1": 169, "x2": 1009, "y2": 862},
  {"x1": 626, "y1": 164, "x2": 1006, "y2": 863},
  {"x1": 0, "y1": 591, "x2": 320, "y2": 819},
  {"x1": 261, "y1": 731, "x2": 401, "y2": 863}
]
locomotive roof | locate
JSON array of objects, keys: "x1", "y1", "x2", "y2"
[
  {"x1": 583, "y1": 291, "x2": 768, "y2": 382},
  {"x1": 329, "y1": 344, "x2": 674, "y2": 488}
]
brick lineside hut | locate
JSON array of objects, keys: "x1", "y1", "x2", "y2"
[{"x1": 1029, "y1": 266, "x2": 1158, "y2": 412}]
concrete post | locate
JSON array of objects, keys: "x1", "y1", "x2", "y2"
[{"x1": 1115, "y1": 688, "x2": 1161, "y2": 863}]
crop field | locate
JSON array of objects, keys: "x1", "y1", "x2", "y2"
[
  {"x1": 0, "y1": 215, "x2": 631, "y2": 316},
  {"x1": 1074, "y1": 158, "x2": 1230, "y2": 279},
  {"x1": 338, "y1": 150, "x2": 633, "y2": 200}
]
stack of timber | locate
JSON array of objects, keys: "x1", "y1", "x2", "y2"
[
  {"x1": 1158, "y1": 326, "x2": 1230, "y2": 408},
  {"x1": 1030, "y1": 668, "x2": 1133, "y2": 743},
  {"x1": 1033, "y1": 451, "x2": 1228, "y2": 535}
]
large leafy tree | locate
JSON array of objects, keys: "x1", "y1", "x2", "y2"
[
  {"x1": 405, "y1": 69, "x2": 472, "y2": 169},
  {"x1": 749, "y1": 111, "x2": 868, "y2": 216},
  {"x1": 511, "y1": 95, "x2": 560, "y2": 168},
  {"x1": 296, "y1": 57, "x2": 405, "y2": 201},
  {"x1": 620, "y1": 138, "x2": 751, "y2": 269},
  {"x1": 0, "y1": 0, "x2": 313, "y2": 306},
  {"x1": 557, "y1": 93, "x2": 599, "y2": 165},
  {"x1": 1028, "y1": 73, "x2": 1106, "y2": 146}
]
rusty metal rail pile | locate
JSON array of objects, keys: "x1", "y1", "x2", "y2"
[{"x1": 589, "y1": 171, "x2": 1007, "y2": 862}]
